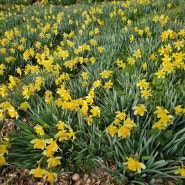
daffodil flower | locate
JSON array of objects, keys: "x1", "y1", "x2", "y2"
[
  {"x1": 124, "y1": 157, "x2": 146, "y2": 173},
  {"x1": 175, "y1": 166, "x2": 185, "y2": 177},
  {"x1": 29, "y1": 165, "x2": 47, "y2": 178}
]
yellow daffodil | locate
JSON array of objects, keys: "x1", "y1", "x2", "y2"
[
  {"x1": 29, "y1": 165, "x2": 47, "y2": 178},
  {"x1": 127, "y1": 57, "x2": 136, "y2": 65},
  {"x1": 133, "y1": 104, "x2": 147, "y2": 116},
  {"x1": 0, "y1": 64, "x2": 6, "y2": 75},
  {"x1": 113, "y1": 118, "x2": 121, "y2": 125},
  {"x1": 175, "y1": 166, "x2": 185, "y2": 177},
  {"x1": 159, "y1": 114, "x2": 173, "y2": 125},
  {"x1": 137, "y1": 79, "x2": 149, "y2": 90},
  {"x1": 44, "y1": 171, "x2": 57, "y2": 182},
  {"x1": 34, "y1": 125, "x2": 45, "y2": 136},
  {"x1": 67, "y1": 129, "x2": 76, "y2": 140},
  {"x1": 152, "y1": 120, "x2": 163, "y2": 131},
  {"x1": 0, "y1": 155, "x2": 6, "y2": 165},
  {"x1": 141, "y1": 89, "x2": 152, "y2": 99},
  {"x1": 124, "y1": 157, "x2": 146, "y2": 173},
  {"x1": 19, "y1": 102, "x2": 30, "y2": 111},
  {"x1": 43, "y1": 149, "x2": 55, "y2": 158},
  {"x1": 100, "y1": 70, "x2": 112, "y2": 79},
  {"x1": 115, "y1": 111, "x2": 126, "y2": 121},
  {"x1": 46, "y1": 140, "x2": 59, "y2": 153},
  {"x1": 97, "y1": 46, "x2": 104, "y2": 53},
  {"x1": 22, "y1": 84, "x2": 35, "y2": 99},
  {"x1": 7, "y1": 107, "x2": 19, "y2": 119},
  {"x1": 104, "y1": 81, "x2": 113, "y2": 89},
  {"x1": 47, "y1": 156, "x2": 61, "y2": 168},
  {"x1": 155, "y1": 69, "x2": 165, "y2": 78},
  {"x1": 154, "y1": 106, "x2": 169, "y2": 118},
  {"x1": 0, "y1": 145, "x2": 8, "y2": 155},
  {"x1": 87, "y1": 115, "x2": 94, "y2": 125},
  {"x1": 80, "y1": 103, "x2": 88, "y2": 116},
  {"x1": 81, "y1": 72, "x2": 88, "y2": 79},
  {"x1": 0, "y1": 109, "x2": 5, "y2": 121},
  {"x1": 118, "y1": 126, "x2": 131, "y2": 138},
  {"x1": 93, "y1": 80, "x2": 101, "y2": 88},
  {"x1": 0, "y1": 85, "x2": 8, "y2": 98},
  {"x1": 55, "y1": 130, "x2": 68, "y2": 141},
  {"x1": 133, "y1": 49, "x2": 141, "y2": 58},
  {"x1": 90, "y1": 106, "x2": 100, "y2": 117},
  {"x1": 30, "y1": 139, "x2": 47, "y2": 150},
  {"x1": 85, "y1": 95, "x2": 94, "y2": 105},
  {"x1": 174, "y1": 105, "x2": 184, "y2": 115},
  {"x1": 57, "y1": 121, "x2": 68, "y2": 130},
  {"x1": 107, "y1": 125, "x2": 117, "y2": 137},
  {"x1": 129, "y1": 35, "x2": 135, "y2": 42},
  {"x1": 150, "y1": 53, "x2": 157, "y2": 61},
  {"x1": 141, "y1": 63, "x2": 147, "y2": 70},
  {"x1": 124, "y1": 118, "x2": 137, "y2": 128}
]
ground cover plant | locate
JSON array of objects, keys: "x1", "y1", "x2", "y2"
[{"x1": 0, "y1": 0, "x2": 185, "y2": 184}]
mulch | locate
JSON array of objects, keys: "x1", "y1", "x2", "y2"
[{"x1": 0, "y1": 167, "x2": 120, "y2": 185}]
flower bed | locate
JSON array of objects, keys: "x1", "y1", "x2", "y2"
[{"x1": 0, "y1": 0, "x2": 185, "y2": 184}]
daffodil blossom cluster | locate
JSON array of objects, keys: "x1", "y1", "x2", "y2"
[
  {"x1": 152, "y1": 106, "x2": 173, "y2": 131},
  {"x1": 107, "y1": 111, "x2": 136, "y2": 138},
  {"x1": 29, "y1": 121, "x2": 76, "y2": 182},
  {"x1": 0, "y1": 0, "x2": 185, "y2": 183},
  {"x1": 137, "y1": 79, "x2": 152, "y2": 100}
]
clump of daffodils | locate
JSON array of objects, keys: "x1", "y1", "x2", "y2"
[
  {"x1": 0, "y1": 0, "x2": 185, "y2": 183},
  {"x1": 0, "y1": 102, "x2": 19, "y2": 120},
  {"x1": 152, "y1": 106, "x2": 173, "y2": 131},
  {"x1": 29, "y1": 121, "x2": 76, "y2": 182},
  {"x1": 107, "y1": 111, "x2": 136, "y2": 138},
  {"x1": 136, "y1": 79, "x2": 152, "y2": 99}
]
